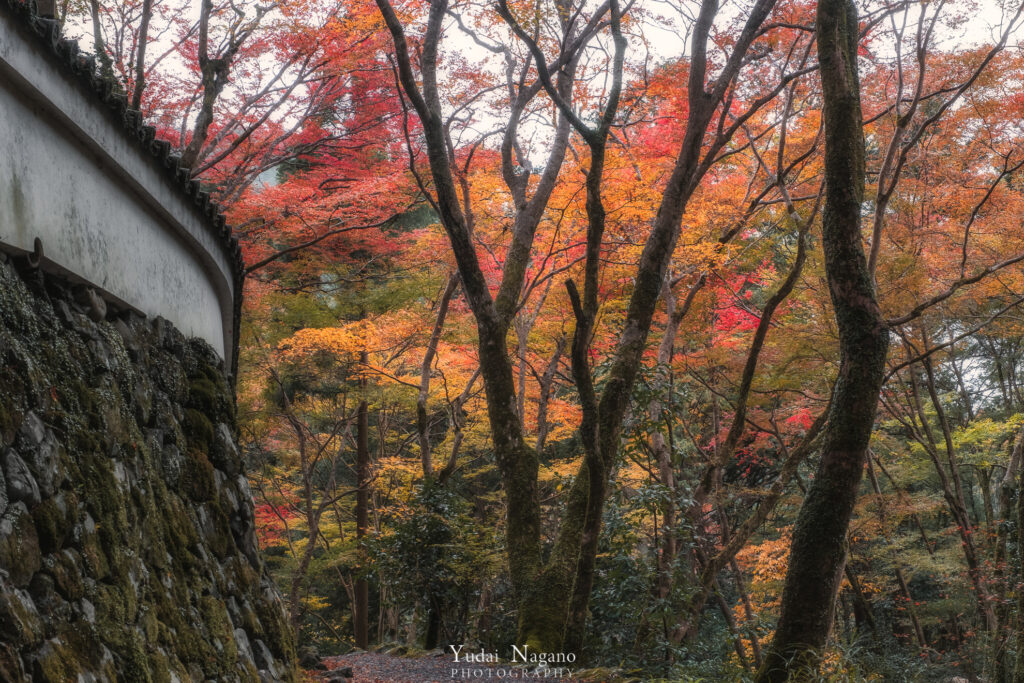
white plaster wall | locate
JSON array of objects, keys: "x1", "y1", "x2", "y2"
[{"x1": 0, "y1": 14, "x2": 236, "y2": 363}]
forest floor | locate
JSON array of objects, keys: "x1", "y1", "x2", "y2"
[{"x1": 316, "y1": 651, "x2": 583, "y2": 682}]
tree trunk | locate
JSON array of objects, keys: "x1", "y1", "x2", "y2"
[
  {"x1": 280, "y1": 387, "x2": 320, "y2": 631},
  {"x1": 732, "y1": 557, "x2": 764, "y2": 667},
  {"x1": 756, "y1": 0, "x2": 889, "y2": 678},
  {"x1": 866, "y1": 456, "x2": 927, "y2": 649},
  {"x1": 914, "y1": 361, "x2": 998, "y2": 632},
  {"x1": 423, "y1": 604, "x2": 441, "y2": 650},
  {"x1": 417, "y1": 273, "x2": 459, "y2": 478},
  {"x1": 843, "y1": 564, "x2": 876, "y2": 636},
  {"x1": 714, "y1": 580, "x2": 751, "y2": 671},
  {"x1": 653, "y1": 278, "x2": 681, "y2": 604},
  {"x1": 1015, "y1": 447, "x2": 1024, "y2": 680},
  {"x1": 130, "y1": 0, "x2": 153, "y2": 111},
  {"x1": 87, "y1": 0, "x2": 115, "y2": 80},
  {"x1": 535, "y1": 339, "x2": 564, "y2": 455},
  {"x1": 995, "y1": 429, "x2": 1024, "y2": 679},
  {"x1": 354, "y1": 353, "x2": 370, "y2": 650}
]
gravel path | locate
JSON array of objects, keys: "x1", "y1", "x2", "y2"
[{"x1": 318, "y1": 652, "x2": 580, "y2": 683}]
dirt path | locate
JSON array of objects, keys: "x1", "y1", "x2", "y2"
[{"x1": 318, "y1": 651, "x2": 580, "y2": 682}]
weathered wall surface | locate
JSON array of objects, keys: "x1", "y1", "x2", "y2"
[
  {"x1": 0, "y1": 256, "x2": 296, "y2": 681},
  {"x1": 0, "y1": 1, "x2": 239, "y2": 364}
]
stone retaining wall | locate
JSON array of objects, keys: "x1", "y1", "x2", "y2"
[{"x1": 0, "y1": 255, "x2": 296, "y2": 681}]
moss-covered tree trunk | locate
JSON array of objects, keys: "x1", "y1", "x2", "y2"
[{"x1": 756, "y1": 0, "x2": 889, "y2": 679}]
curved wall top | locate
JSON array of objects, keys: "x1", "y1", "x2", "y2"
[{"x1": 0, "y1": 0, "x2": 242, "y2": 368}]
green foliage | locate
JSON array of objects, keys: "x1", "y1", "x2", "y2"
[
  {"x1": 369, "y1": 483, "x2": 499, "y2": 648},
  {"x1": 952, "y1": 414, "x2": 1023, "y2": 468},
  {"x1": 583, "y1": 497, "x2": 667, "y2": 666}
]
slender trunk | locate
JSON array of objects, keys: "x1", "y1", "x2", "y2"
[
  {"x1": 757, "y1": 0, "x2": 889, "y2": 677},
  {"x1": 289, "y1": 515, "x2": 318, "y2": 629},
  {"x1": 1011, "y1": 362, "x2": 1024, "y2": 409},
  {"x1": 995, "y1": 429, "x2": 1024, "y2": 679},
  {"x1": 653, "y1": 278, "x2": 680, "y2": 601},
  {"x1": 130, "y1": 0, "x2": 153, "y2": 110},
  {"x1": 919, "y1": 359, "x2": 998, "y2": 631},
  {"x1": 535, "y1": 339, "x2": 564, "y2": 454},
  {"x1": 714, "y1": 581, "x2": 751, "y2": 671},
  {"x1": 354, "y1": 352, "x2": 370, "y2": 649},
  {"x1": 418, "y1": 273, "x2": 459, "y2": 478},
  {"x1": 992, "y1": 344, "x2": 1011, "y2": 409},
  {"x1": 732, "y1": 558, "x2": 764, "y2": 667},
  {"x1": 981, "y1": 468, "x2": 994, "y2": 549},
  {"x1": 843, "y1": 564, "x2": 876, "y2": 636},
  {"x1": 424, "y1": 603, "x2": 441, "y2": 650},
  {"x1": 1001, "y1": 428, "x2": 1024, "y2": 565},
  {"x1": 287, "y1": 419, "x2": 319, "y2": 630},
  {"x1": 897, "y1": 567, "x2": 926, "y2": 649},
  {"x1": 949, "y1": 338, "x2": 975, "y2": 421},
  {"x1": 1015, "y1": 449, "x2": 1024, "y2": 680},
  {"x1": 527, "y1": 20, "x2": 624, "y2": 651},
  {"x1": 866, "y1": 456, "x2": 927, "y2": 649},
  {"x1": 88, "y1": 0, "x2": 115, "y2": 79}
]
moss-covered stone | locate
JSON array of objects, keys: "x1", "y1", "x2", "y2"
[
  {"x1": 0, "y1": 580, "x2": 44, "y2": 648},
  {"x1": 186, "y1": 364, "x2": 235, "y2": 425},
  {"x1": 201, "y1": 595, "x2": 239, "y2": 666},
  {"x1": 0, "y1": 502, "x2": 42, "y2": 586},
  {"x1": 211, "y1": 421, "x2": 243, "y2": 477},
  {"x1": 183, "y1": 407, "x2": 215, "y2": 451},
  {"x1": 32, "y1": 637, "x2": 76, "y2": 682},
  {"x1": 122, "y1": 629, "x2": 153, "y2": 683},
  {"x1": 32, "y1": 497, "x2": 68, "y2": 554},
  {"x1": 0, "y1": 396, "x2": 19, "y2": 447},
  {"x1": 0, "y1": 260, "x2": 297, "y2": 680},
  {"x1": 160, "y1": 493, "x2": 199, "y2": 565},
  {"x1": 140, "y1": 606, "x2": 160, "y2": 644},
  {"x1": 42, "y1": 550, "x2": 85, "y2": 601},
  {"x1": 0, "y1": 641, "x2": 26, "y2": 679},
  {"x1": 182, "y1": 448, "x2": 216, "y2": 502},
  {"x1": 77, "y1": 518, "x2": 110, "y2": 581},
  {"x1": 254, "y1": 588, "x2": 298, "y2": 664}
]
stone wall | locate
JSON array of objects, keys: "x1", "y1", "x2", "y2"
[{"x1": 0, "y1": 253, "x2": 296, "y2": 681}]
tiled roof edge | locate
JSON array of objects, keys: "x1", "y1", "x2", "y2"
[{"x1": 1, "y1": 0, "x2": 244, "y2": 376}]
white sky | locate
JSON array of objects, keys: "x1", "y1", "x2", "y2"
[{"x1": 61, "y1": 0, "x2": 1024, "y2": 177}]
